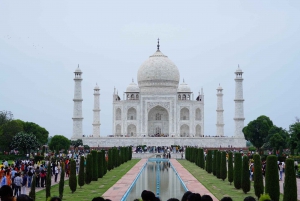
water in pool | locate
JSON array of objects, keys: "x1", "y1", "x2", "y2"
[{"x1": 125, "y1": 161, "x2": 186, "y2": 201}]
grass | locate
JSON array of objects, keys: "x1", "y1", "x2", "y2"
[
  {"x1": 178, "y1": 160, "x2": 284, "y2": 201},
  {"x1": 35, "y1": 159, "x2": 139, "y2": 201}
]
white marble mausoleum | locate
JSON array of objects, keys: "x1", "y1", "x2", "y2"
[{"x1": 71, "y1": 42, "x2": 246, "y2": 148}]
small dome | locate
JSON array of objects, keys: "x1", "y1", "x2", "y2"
[
  {"x1": 126, "y1": 80, "x2": 140, "y2": 92},
  {"x1": 94, "y1": 84, "x2": 100, "y2": 90},
  {"x1": 178, "y1": 80, "x2": 191, "y2": 92},
  {"x1": 236, "y1": 65, "x2": 243, "y2": 72},
  {"x1": 75, "y1": 65, "x2": 82, "y2": 73},
  {"x1": 217, "y1": 84, "x2": 223, "y2": 90},
  {"x1": 137, "y1": 50, "x2": 180, "y2": 88}
]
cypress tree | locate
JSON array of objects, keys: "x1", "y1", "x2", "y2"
[
  {"x1": 107, "y1": 149, "x2": 112, "y2": 171},
  {"x1": 228, "y1": 152, "x2": 233, "y2": 185},
  {"x1": 59, "y1": 163, "x2": 65, "y2": 199},
  {"x1": 196, "y1": 148, "x2": 201, "y2": 167},
  {"x1": 206, "y1": 150, "x2": 212, "y2": 173},
  {"x1": 97, "y1": 151, "x2": 102, "y2": 178},
  {"x1": 216, "y1": 151, "x2": 221, "y2": 179},
  {"x1": 265, "y1": 155, "x2": 279, "y2": 201},
  {"x1": 69, "y1": 159, "x2": 77, "y2": 193},
  {"x1": 78, "y1": 156, "x2": 85, "y2": 188},
  {"x1": 200, "y1": 149, "x2": 205, "y2": 169},
  {"x1": 101, "y1": 150, "x2": 107, "y2": 175},
  {"x1": 234, "y1": 152, "x2": 242, "y2": 189},
  {"x1": 129, "y1": 146, "x2": 132, "y2": 160},
  {"x1": 29, "y1": 175, "x2": 36, "y2": 201},
  {"x1": 91, "y1": 150, "x2": 98, "y2": 181},
  {"x1": 85, "y1": 154, "x2": 92, "y2": 184},
  {"x1": 241, "y1": 155, "x2": 251, "y2": 193},
  {"x1": 283, "y1": 158, "x2": 297, "y2": 201},
  {"x1": 213, "y1": 150, "x2": 217, "y2": 176},
  {"x1": 46, "y1": 162, "x2": 52, "y2": 200},
  {"x1": 253, "y1": 154, "x2": 264, "y2": 199},
  {"x1": 220, "y1": 151, "x2": 227, "y2": 181}
]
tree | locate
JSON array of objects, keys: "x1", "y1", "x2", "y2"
[
  {"x1": 283, "y1": 158, "x2": 297, "y2": 201},
  {"x1": 220, "y1": 152, "x2": 227, "y2": 181},
  {"x1": 78, "y1": 156, "x2": 85, "y2": 188},
  {"x1": 29, "y1": 175, "x2": 36, "y2": 201},
  {"x1": 85, "y1": 154, "x2": 92, "y2": 184},
  {"x1": 69, "y1": 159, "x2": 77, "y2": 193},
  {"x1": 200, "y1": 149, "x2": 205, "y2": 169},
  {"x1": 228, "y1": 152, "x2": 233, "y2": 185},
  {"x1": 0, "y1": 119, "x2": 23, "y2": 151},
  {"x1": 46, "y1": 162, "x2": 52, "y2": 200},
  {"x1": 59, "y1": 163, "x2": 65, "y2": 199},
  {"x1": 253, "y1": 154, "x2": 264, "y2": 199},
  {"x1": 107, "y1": 149, "x2": 112, "y2": 171},
  {"x1": 216, "y1": 151, "x2": 221, "y2": 179},
  {"x1": 266, "y1": 126, "x2": 289, "y2": 151},
  {"x1": 206, "y1": 150, "x2": 212, "y2": 174},
  {"x1": 212, "y1": 150, "x2": 217, "y2": 176},
  {"x1": 241, "y1": 155, "x2": 251, "y2": 194},
  {"x1": 101, "y1": 150, "x2": 107, "y2": 175},
  {"x1": 91, "y1": 150, "x2": 98, "y2": 181},
  {"x1": 97, "y1": 151, "x2": 103, "y2": 178},
  {"x1": 243, "y1": 115, "x2": 273, "y2": 152},
  {"x1": 289, "y1": 118, "x2": 300, "y2": 154},
  {"x1": 265, "y1": 155, "x2": 279, "y2": 201},
  {"x1": 48, "y1": 135, "x2": 70, "y2": 152},
  {"x1": 22, "y1": 121, "x2": 49, "y2": 145},
  {"x1": 10, "y1": 132, "x2": 40, "y2": 154},
  {"x1": 70, "y1": 139, "x2": 83, "y2": 148},
  {"x1": 0, "y1": 110, "x2": 13, "y2": 126},
  {"x1": 234, "y1": 153, "x2": 242, "y2": 189}
]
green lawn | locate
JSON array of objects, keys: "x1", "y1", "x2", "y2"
[
  {"x1": 35, "y1": 159, "x2": 139, "y2": 201},
  {"x1": 178, "y1": 160, "x2": 284, "y2": 201}
]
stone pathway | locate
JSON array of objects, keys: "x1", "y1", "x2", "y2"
[
  {"x1": 170, "y1": 159, "x2": 218, "y2": 201},
  {"x1": 102, "y1": 159, "x2": 147, "y2": 201}
]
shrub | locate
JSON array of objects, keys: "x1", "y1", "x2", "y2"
[
  {"x1": 200, "y1": 149, "x2": 205, "y2": 169},
  {"x1": 206, "y1": 150, "x2": 213, "y2": 173},
  {"x1": 78, "y1": 156, "x2": 85, "y2": 188},
  {"x1": 283, "y1": 158, "x2": 297, "y2": 201},
  {"x1": 265, "y1": 155, "x2": 279, "y2": 201},
  {"x1": 129, "y1": 146, "x2": 132, "y2": 160},
  {"x1": 213, "y1": 150, "x2": 217, "y2": 176},
  {"x1": 220, "y1": 151, "x2": 227, "y2": 181},
  {"x1": 259, "y1": 194, "x2": 271, "y2": 201},
  {"x1": 234, "y1": 152, "x2": 242, "y2": 189},
  {"x1": 59, "y1": 163, "x2": 65, "y2": 199},
  {"x1": 69, "y1": 159, "x2": 77, "y2": 193},
  {"x1": 241, "y1": 155, "x2": 250, "y2": 193},
  {"x1": 46, "y1": 162, "x2": 52, "y2": 199},
  {"x1": 97, "y1": 151, "x2": 102, "y2": 178},
  {"x1": 216, "y1": 151, "x2": 221, "y2": 179},
  {"x1": 228, "y1": 152, "x2": 233, "y2": 185},
  {"x1": 253, "y1": 154, "x2": 264, "y2": 199},
  {"x1": 91, "y1": 150, "x2": 98, "y2": 181},
  {"x1": 85, "y1": 154, "x2": 92, "y2": 184},
  {"x1": 29, "y1": 175, "x2": 36, "y2": 201},
  {"x1": 101, "y1": 150, "x2": 107, "y2": 175}
]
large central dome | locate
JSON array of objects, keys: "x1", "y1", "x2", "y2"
[{"x1": 137, "y1": 50, "x2": 180, "y2": 88}]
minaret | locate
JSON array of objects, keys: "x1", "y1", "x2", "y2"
[
  {"x1": 216, "y1": 84, "x2": 224, "y2": 136},
  {"x1": 92, "y1": 84, "x2": 101, "y2": 137},
  {"x1": 72, "y1": 65, "x2": 83, "y2": 139},
  {"x1": 234, "y1": 66, "x2": 245, "y2": 137}
]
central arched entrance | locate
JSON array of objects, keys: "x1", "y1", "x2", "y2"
[{"x1": 148, "y1": 106, "x2": 169, "y2": 137}]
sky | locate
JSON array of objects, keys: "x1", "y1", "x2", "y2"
[{"x1": 0, "y1": 1, "x2": 299, "y2": 139}]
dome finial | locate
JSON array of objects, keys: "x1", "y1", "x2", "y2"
[
  {"x1": 132, "y1": 78, "x2": 134, "y2": 83},
  {"x1": 183, "y1": 78, "x2": 185, "y2": 83},
  {"x1": 157, "y1": 38, "x2": 160, "y2": 51}
]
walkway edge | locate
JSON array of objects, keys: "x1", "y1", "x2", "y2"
[{"x1": 170, "y1": 159, "x2": 218, "y2": 201}]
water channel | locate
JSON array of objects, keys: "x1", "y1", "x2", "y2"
[{"x1": 123, "y1": 159, "x2": 187, "y2": 201}]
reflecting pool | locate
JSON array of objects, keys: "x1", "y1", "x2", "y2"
[{"x1": 125, "y1": 160, "x2": 187, "y2": 201}]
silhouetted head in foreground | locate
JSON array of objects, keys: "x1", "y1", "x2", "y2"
[
  {"x1": 50, "y1": 197, "x2": 62, "y2": 201},
  {"x1": 244, "y1": 196, "x2": 256, "y2": 201},
  {"x1": 220, "y1": 197, "x2": 233, "y2": 201},
  {"x1": 0, "y1": 185, "x2": 14, "y2": 201},
  {"x1": 201, "y1": 195, "x2": 213, "y2": 201},
  {"x1": 167, "y1": 199, "x2": 180, "y2": 201},
  {"x1": 181, "y1": 191, "x2": 193, "y2": 201},
  {"x1": 92, "y1": 197, "x2": 105, "y2": 201},
  {"x1": 141, "y1": 190, "x2": 156, "y2": 201},
  {"x1": 187, "y1": 193, "x2": 201, "y2": 201},
  {"x1": 16, "y1": 195, "x2": 33, "y2": 201}
]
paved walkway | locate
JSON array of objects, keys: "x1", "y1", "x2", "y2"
[
  {"x1": 170, "y1": 159, "x2": 218, "y2": 201},
  {"x1": 102, "y1": 159, "x2": 147, "y2": 201}
]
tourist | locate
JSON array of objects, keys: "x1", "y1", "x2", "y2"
[
  {"x1": 16, "y1": 194, "x2": 33, "y2": 201},
  {"x1": 0, "y1": 185, "x2": 14, "y2": 201},
  {"x1": 40, "y1": 170, "x2": 46, "y2": 188},
  {"x1": 244, "y1": 196, "x2": 256, "y2": 201},
  {"x1": 54, "y1": 164, "x2": 59, "y2": 182},
  {"x1": 220, "y1": 197, "x2": 233, "y2": 201},
  {"x1": 1, "y1": 171, "x2": 7, "y2": 187},
  {"x1": 279, "y1": 162, "x2": 283, "y2": 180},
  {"x1": 201, "y1": 195, "x2": 213, "y2": 201},
  {"x1": 21, "y1": 173, "x2": 27, "y2": 194},
  {"x1": 167, "y1": 199, "x2": 179, "y2": 201},
  {"x1": 141, "y1": 190, "x2": 156, "y2": 201},
  {"x1": 14, "y1": 173, "x2": 22, "y2": 197},
  {"x1": 187, "y1": 193, "x2": 201, "y2": 201},
  {"x1": 181, "y1": 191, "x2": 192, "y2": 201},
  {"x1": 50, "y1": 196, "x2": 62, "y2": 201},
  {"x1": 91, "y1": 197, "x2": 105, "y2": 201}
]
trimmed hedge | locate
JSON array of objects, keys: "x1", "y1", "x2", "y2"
[
  {"x1": 213, "y1": 150, "x2": 217, "y2": 176},
  {"x1": 234, "y1": 152, "x2": 242, "y2": 189},
  {"x1": 78, "y1": 156, "x2": 85, "y2": 188},
  {"x1": 265, "y1": 155, "x2": 279, "y2": 201},
  {"x1": 228, "y1": 152, "x2": 233, "y2": 185},
  {"x1": 220, "y1": 151, "x2": 227, "y2": 181},
  {"x1": 91, "y1": 150, "x2": 98, "y2": 181},
  {"x1": 69, "y1": 159, "x2": 77, "y2": 193},
  {"x1": 253, "y1": 154, "x2": 264, "y2": 199},
  {"x1": 283, "y1": 158, "x2": 297, "y2": 201},
  {"x1": 206, "y1": 150, "x2": 213, "y2": 174},
  {"x1": 241, "y1": 155, "x2": 250, "y2": 194},
  {"x1": 216, "y1": 151, "x2": 221, "y2": 179},
  {"x1": 85, "y1": 154, "x2": 92, "y2": 184}
]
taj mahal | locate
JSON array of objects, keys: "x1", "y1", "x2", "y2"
[{"x1": 71, "y1": 41, "x2": 246, "y2": 148}]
